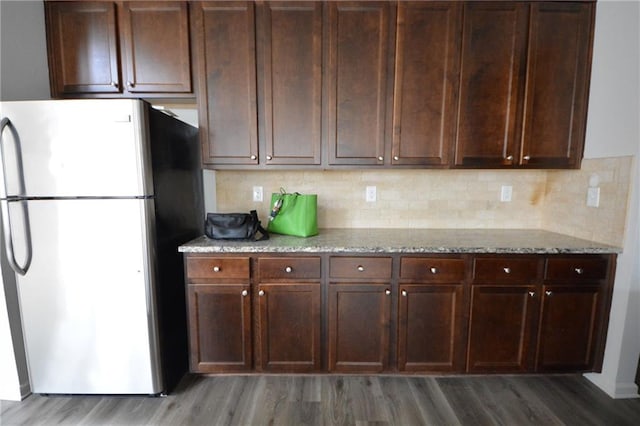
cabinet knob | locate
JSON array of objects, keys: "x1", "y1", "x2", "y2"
[
  {"x1": 110, "y1": 81, "x2": 118, "y2": 88},
  {"x1": 574, "y1": 268, "x2": 584, "y2": 275},
  {"x1": 523, "y1": 155, "x2": 531, "y2": 161},
  {"x1": 212, "y1": 266, "x2": 221, "y2": 272},
  {"x1": 284, "y1": 266, "x2": 292, "y2": 273},
  {"x1": 127, "y1": 81, "x2": 134, "y2": 88},
  {"x1": 429, "y1": 267, "x2": 438, "y2": 274},
  {"x1": 259, "y1": 290, "x2": 265, "y2": 296},
  {"x1": 250, "y1": 155, "x2": 257, "y2": 160},
  {"x1": 385, "y1": 289, "x2": 391, "y2": 296},
  {"x1": 401, "y1": 290, "x2": 407, "y2": 297},
  {"x1": 545, "y1": 290, "x2": 552, "y2": 296},
  {"x1": 377, "y1": 156, "x2": 384, "y2": 161},
  {"x1": 393, "y1": 156, "x2": 399, "y2": 161},
  {"x1": 241, "y1": 290, "x2": 248, "y2": 297},
  {"x1": 266, "y1": 155, "x2": 273, "y2": 160},
  {"x1": 357, "y1": 265, "x2": 365, "y2": 272},
  {"x1": 503, "y1": 267, "x2": 511, "y2": 274},
  {"x1": 506, "y1": 155, "x2": 514, "y2": 161},
  {"x1": 529, "y1": 291, "x2": 535, "y2": 297}
]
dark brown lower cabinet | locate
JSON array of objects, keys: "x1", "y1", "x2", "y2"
[
  {"x1": 328, "y1": 284, "x2": 392, "y2": 372},
  {"x1": 257, "y1": 283, "x2": 321, "y2": 372},
  {"x1": 187, "y1": 284, "x2": 252, "y2": 372},
  {"x1": 398, "y1": 284, "x2": 466, "y2": 372},
  {"x1": 467, "y1": 285, "x2": 539, "y2": 373}
]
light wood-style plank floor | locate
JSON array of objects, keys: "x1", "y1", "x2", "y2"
[{"x1": 2, "y1": 374, "x2": 639, "y2": 425}]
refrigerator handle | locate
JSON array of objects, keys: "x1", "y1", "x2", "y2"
[{"x1": 0, "y1": 117, "x2": 32, "y2": 275}]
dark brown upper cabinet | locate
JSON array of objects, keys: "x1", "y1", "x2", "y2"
[
  {"x1": 326, "y1": 1, "x2": 394, "y2": 166},
  {"x1": 193, "y1": 1, "x2": 259, "y2": 165},
  {"x1": 392, "y1": 2, "x2": 462, "y2": 167},
  {"x1": 45, "y1": 1, "x2": 192, "y2": 98},
  {"x1": 455, "y1": 1, "x2": 594, "y2": 169},
  {"x1": 257, "y1": 1, "x2": 323, "y2": 166},
  {"x1": 520, "y1": 2, "x2": 594, "y2": 169}
]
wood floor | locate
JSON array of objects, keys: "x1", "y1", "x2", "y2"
[{"x1": 1, "y1": 374, "x2": 639, "y2": 425}]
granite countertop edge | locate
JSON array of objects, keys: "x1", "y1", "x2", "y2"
[{"x1": 178, "y1": 228, "x2": 622, "y2": 255}]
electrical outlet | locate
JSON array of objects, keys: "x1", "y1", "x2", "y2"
[
  {"x1": 500, "y1": 185, "x2": 512, "y2": 202},
  {"x1": 252, "y1": 186, "x2": 263, "y2": 202},
  {"x1": 366, "y1": 186, "x2": 377, "y2": 202},
  {"x1": 587, "y1": 187, "x2": 600, "y2": 207}
]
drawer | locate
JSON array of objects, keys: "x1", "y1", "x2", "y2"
[
  {"x1": 258, "y1": 257, "x2": 321, "y2": 280},
  {"x1": 400, "y1": 257, "x2": 465, "y2": 282},
  {"x1": 329, "y1": 256, "x2": 392, "y2": 280},
  {"x1": 545, "y1": 257, "x2": 609, "y2": 281},
  {"x1": 186, "y1": 256, "x2": 250, "y2": 280},
  {"x1": 473, "y1": 257, "x2": 540, "y2": 283}
]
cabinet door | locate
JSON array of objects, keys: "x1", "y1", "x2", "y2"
[
  {"x1": 187, "y1": 285, "x2": 252, "y2": 372},
  {"x1": 520, "y1": 3, "x2": 594, "y2": 168},
  {"x1": 392, "y1": 2, "x2": 461, "y2": 166},
  {"x1": 455, "y1": 2, "x2": 528, "y2": 167},
  {"x1": 194, "y1": 1, "x2": 258, "y2": 165},
  {"x1": 536, "y1": 285, "x2": 601, "y2": 372},
  {"x1": 328, "y1": 284, "x2": 391, "y2": 372},
  {"x1": 45, "y1": 1, "x2": 120, "y2": 96},
  {"x1": 327, "y1": 2, "x2": 393, "y2": 165},
  {"x1": 398, "y1": 284, "x2": 465, "y2": 372},
  {"x1": 467, "y1": 285, "x2": 538, "y2": 372},
  {"x1": 258, "y1": 2, "x2": 322, "y2": 165},
  {"x1": 120, "y1": 1, "x2": 192, "y2": 93},
  {"x1": 257, "y1": 283, "x2": 321, "y2": 372}
]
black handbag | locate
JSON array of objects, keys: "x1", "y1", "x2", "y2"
[{"x1": 204, "y1": 210, "x2": 269, "y2": 241}]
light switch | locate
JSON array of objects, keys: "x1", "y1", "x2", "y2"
[{"x1": 587, "y1": 187, "x2": 600, "y2": 207}]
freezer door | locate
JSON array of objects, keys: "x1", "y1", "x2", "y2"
[
  {"x1": 13, "y1": 198, "x2": 162, "y2": 394},
  {"x1": 0, "y1": 99, "x2": 152, "y2": 198}
]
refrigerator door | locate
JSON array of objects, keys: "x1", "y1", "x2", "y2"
[
  {"x1": 0, "y1": 100, "x2": 152, "y2": 198},
  {"x1": 12, "y1": 198, "x2": 162, "y2": 394}
]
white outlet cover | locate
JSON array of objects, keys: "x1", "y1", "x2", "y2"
[
  {"x1": 366, "y1": 186, "x2": 377, "y2": 202},
  {"x1": 253, "y1": 186, "x2": 263, "y2": 202},
  {"x1": 587, "y1": 187, "x2": 600, "y2": 207},
  {"x1": 500, "y1": 185, "x2": 513, "y2": 202}
]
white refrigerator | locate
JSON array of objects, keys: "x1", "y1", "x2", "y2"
[{"x1": 0, "y1": 99, "x2": 202, "y2": 395}]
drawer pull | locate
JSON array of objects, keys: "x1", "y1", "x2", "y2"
[
  {"x1": 529, "y1": 291, "x2": 535, "y2": 297},
  {"x1": 545, "y1": 290, "x2": 552, "y2": 296},
  {"x1": 213, "y1": 266, "x2": 221, "y2": 272},
  {"x1": 523, "y1": 155, "x2": 531, "y2": 161},
  {"x1": 259, "y1": 290, "x2": 265, "y2": 296},
  {"x1": 429, "y1": 267, "x2": 438, "y2": 274},
  {"x1": 285, "y1": 266, "x2": 293, "y2": 273},
  {"x1": 574, "y1": 268, "x2": 584, "y2": 275},
  {"x1": 385, "y1": 289, "x2": 391, "y2": 296},
  {"x1": 401, "y1": 290, "x2": 407, "y2": 297},
  {"x1": 357, "y1": 265, "x2": 365, "y2": 272},
  {"x1": 241, "y1": 290, "x2": 248, "y2": 297},
  {"x1": 250, "y1": 155, "x2": 257, "y2": 160},
  {"x1": 377, "y1": 156, "x2": 384, "y2": 161},
  {"x1": 503, "y1": 267, "x2": 511, "y2": 274}
]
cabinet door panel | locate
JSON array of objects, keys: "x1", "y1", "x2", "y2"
[
  {"x1": 45, "y1": 1, "x2": 120, "y2": 96},
  {"x1": 392, "y1": 2, "x2": 461, "y2": 166},
  {"x1": 187, "y1": 285, "x2": 252, "y2": 372},
  {"x1": 455, "y1": 3, "x2": 528, "y2": 167},
  {"x1": 467, "y1": 285, "x2": 537, "y2": 372},
  {"x1": 520, "y1": 3, "x2": 593, "y2": 168},
  {"x1": 259, "y1": 2, "x2": 322, "y2": 165},
  {"x1": 195, "y1": 1, "x2": 258, "y2": 165},
  {"x1": 120, "y1": 1, "x2": 192, "y2": 93},
  {"x1": 398, "y1": 285, "x2": 465, "y2": 372},
  {"x1": 536, "y1": 286, "x2": 600, "y2": 372},
  {"x1": 328, "y1": 284, "x2": 391, "y2": 372},
  {"x1": 327, "y1": 2, "x2": 392, "y2": 165},
  {"x1": 257, "y1": 283, "x2": 321, "y2": 371}
]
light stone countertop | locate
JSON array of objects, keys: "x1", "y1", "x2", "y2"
[{"x1": 178, "y1": 229, "x2": 621, "y2": 254}]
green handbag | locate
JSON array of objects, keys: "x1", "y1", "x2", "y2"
[{"x1": 267, "y1": 189, "x2": 318, "y2": 237}]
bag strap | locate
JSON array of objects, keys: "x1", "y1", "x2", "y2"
[{"x1": 250, "y1": 210, "x2": 270, "y2": 241}]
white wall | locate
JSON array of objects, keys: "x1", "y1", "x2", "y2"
[{"x1": 583, "y1": 0, "x2": 640, "y2": 398}]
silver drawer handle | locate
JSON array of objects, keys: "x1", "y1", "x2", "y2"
[
  {"x1": 250, "y1": 155, "x2": 257, "y2": 160},
  {"x1": 429, "y1": 267, "x2": 438, "y2": 274},
  {"x1": 529, "y1": 291, "x2": 535, "y2": 297},
  {"x1": 523, "y1": 155, "x2": 531, "y2": 161},
  {"x1": 213, "y1": 266, "x2": 221, "y2": 272},
  {"x1": 377, "y1": 156, "x2": 383, "y2": 161},
  {"x1": 506, "y1": 155, "x2": 514, "y2": 161},
  {"x1": 503, "y1": 267, "x2": 511, "y2": 274},
  {"x1": 357, "y1": 265, "x2": 365, "y2": 272},
  {"x1": 545, "y1": 290, "x2": 552, "y2": 296},
  {"x1": 266, "y1": 155, "x2": 273, "y2": 160},
  {"x1": 401, "y1": 290, "x2": 407, "y2": 297},
  {"x1": 385, "y1": 289, "x2": 391, "y2": 296},
  {"x1": 285, "y1": 266, "x2": 292, "y2": 273},
  {"x1": 241, "y1": 290, "x2": 248, "y2": 297},
  {"x1": 259, "y1": 290, "x2": 265, "y2": 296},
  {"x1": 393, "y1": 156, "x2": 399, "y2": 161},
  {"x1": 574, "y1": 268, "x2": 584, "y2": 275}
]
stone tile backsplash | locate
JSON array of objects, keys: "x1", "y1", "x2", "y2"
[{"x1": 214, "y1": 156, "x2": 633, "y2": 247}]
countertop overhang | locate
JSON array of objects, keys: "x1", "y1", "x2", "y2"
[{"x1": 178, "y1": 229, "x2": 621, "y2": 254}]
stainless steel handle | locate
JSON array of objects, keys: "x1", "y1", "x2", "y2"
[
  {"x1": 574, "y1": 268, "x2": 584, "y2": 275},
  {"x1": 259, "y1": 290, "x2": 265, "y2": 296},
  {"x1": 213, "y1": 266, "x2": 221, "y2": 272},
  {"x1": 241, "y1": 290, "x2": 248, "y2": 297},
  {"x1": 503, "y1": 267, "x2": 511, "y2": 274},
  {"x1": 285, "y1": 266, "x2": 292, "y2": 273},
  {"x1": 385, "y1": 289, "x2": 391, "y2": 295},
  {"x1": 401, "y1": 290, "x2": 407, "y2": 297},
  {"x1": 429, "y1": 267, "x2": 438, "y2": 274},
  {"x1": 545, "y1": 290, "x2": 552, "y2": 296},
  {"x1": 0, "y1": 118, "x2": 32, "y2": 276},
  {"x1": 357, "y1": 265, "x2": 364, "y2": 272}
]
